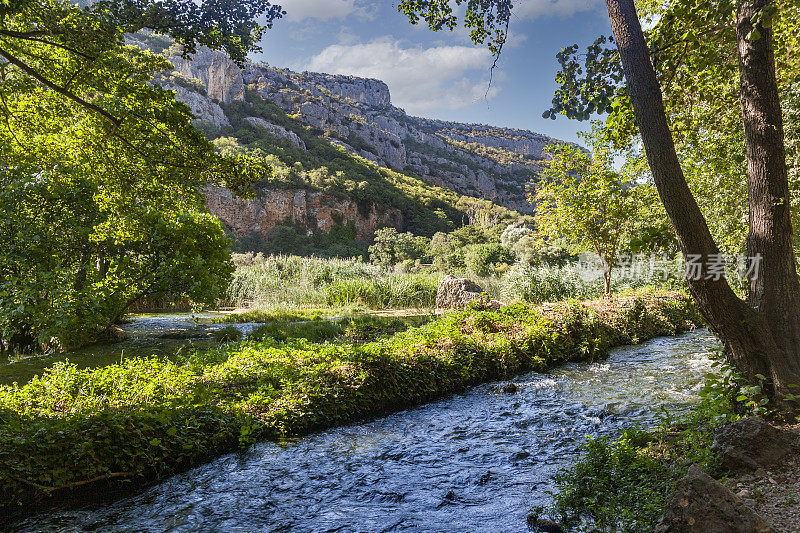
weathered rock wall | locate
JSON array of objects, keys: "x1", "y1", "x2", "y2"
[
  {"x1": 205, "y1": 186, "x2": 403, "y2": 241},
  {"x1": 143, "y1": 44, "x2": 578, "y2": 238}
]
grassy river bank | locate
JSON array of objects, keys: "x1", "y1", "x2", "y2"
[{"x1": 0, "y1": 289, "x2": 701, "y2": 520}]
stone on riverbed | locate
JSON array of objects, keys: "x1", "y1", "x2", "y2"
[
  {"x1": 655, "y1": 464, "x2": 775, "y2": 533},
  {"x1": 100, "y1": 325, "x2": 128, "y2": 343},
  {"x1": 526, "y1": 515, "x2": 563, "y2": 533}
]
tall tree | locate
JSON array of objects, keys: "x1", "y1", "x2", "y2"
[
  {"x1": 399, "y1": 0, "x2": 800, "y2": 404},
  {"x1": 534, "y1": 144, "x2": 637, "y2": 296},
  {"x1": 0, "y1": 1, "x2": 281, "y2": 351}
]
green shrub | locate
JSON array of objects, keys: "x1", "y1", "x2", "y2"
[
  {"x1": 368, "y1": 227, "x2": 430, "y2": 266},
  {"x1": 465, "y1": 243, "x2": 513, "y2": 276},
  {"x1": 245, "y1": 315, "x2": 416, "y2": 344},
  {"x1": 548, "y1": 428, "x2": 671, "y2": 532},
  {"x1": 248, "y1": 320, "x2": 342, "y2": 343},
  {"x1": 547, "y1": 391, "x2": 732, "y2": 532},
  {"x1": 501, "y1": 263, "x2": 595, "y2": 303}
]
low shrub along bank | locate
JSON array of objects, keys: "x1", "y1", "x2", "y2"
[
  {"x1": 544, "y1": 395, "x2": 732, "y2": 533},
  {"x1": 0, "y1": 289, "x2": 702, "y2": 519}
]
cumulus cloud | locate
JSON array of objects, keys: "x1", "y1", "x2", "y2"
[
  {"x1": 512, "y1": 0, "x2": 601, "y2": 20},
  {"x1": 304, "y1": 38, "x2": 500, "y2": 114},
  {"x1": 278, "y1": 0, "x2": 374, "y2": 22}
]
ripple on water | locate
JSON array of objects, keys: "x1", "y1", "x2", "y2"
[{"x1": 14, "y1": 329, "x2": 720, "y2": 533}]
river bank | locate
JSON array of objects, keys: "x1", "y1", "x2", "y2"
[{"x1": 0, "y1": 289, "x2": 702, "y2": 521}]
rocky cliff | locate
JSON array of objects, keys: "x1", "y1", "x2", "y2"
[
  {"x1": 130, "y1": 33, "x2": 573, "y2": 244},
  {"x1": 206, "y1": 186, "x2": 402, "y2": 241}
]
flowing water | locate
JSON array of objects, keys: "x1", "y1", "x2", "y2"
[
  {"x1": 13, "y1": 328, "x2": 720, "y2": 532},
  {"x1": 0, "y1": 313, "x2": 262, "y2": 386}
]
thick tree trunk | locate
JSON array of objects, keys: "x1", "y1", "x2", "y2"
[
  {"x1": 604, "y1": 0, "x2": 800, "y2": 400},
  {"x1": 738, "y1": 0, "x2": 800, "y2": 364}
]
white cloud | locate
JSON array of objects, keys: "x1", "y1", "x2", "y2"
[
  {"x1": 512, "y1": 0, "x2": 601, "y2": 20},
  {"x1": 304, "y1": 38, "x2": 500, "y2": 114},
  {"x1": 278, "y1": 0, "x2": 373, "y2": 22}
]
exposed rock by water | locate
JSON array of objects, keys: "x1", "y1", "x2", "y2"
[
  {"x1": 500, "y1": 382, "x2": 519, "y2": 394},
  {"x1": 99, "y1": 325, "x2": 128, "y2": 343},
  {"x1": 655, "y1": 464, "x2": 775, "y2": 533},
  {"x1": 711, "y1": 417, "x2": 795, "y2": 472},
  {"x1": 526, "y1": 515, "x2": 564, "y2": 532}
]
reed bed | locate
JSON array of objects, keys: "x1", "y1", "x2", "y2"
[{"x1": 224, "y1": 255, "x2": 441, "y2": 310}]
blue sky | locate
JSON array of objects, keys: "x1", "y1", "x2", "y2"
[{"x1": 250, "y1": 1, "x2": 612, "y2": 145}]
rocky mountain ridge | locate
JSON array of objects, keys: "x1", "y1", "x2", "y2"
[
  {"x1": 154, "y1": 41, "x2": 574, "y2": 214},
  {"x1": 130, "y1": 32, "x2": 573, "y2": 246}
]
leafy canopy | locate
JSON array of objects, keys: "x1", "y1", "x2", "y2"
[
  {"x1": 0, "y1": 1, "x2": 279, "y2": 350},
  {"x1": 534, "y1": 144, "x2": 638, "y2": 294}
]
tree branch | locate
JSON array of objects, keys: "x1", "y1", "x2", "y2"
[
  {"x1": 0, "y1": 46, "x2": 120, "y2": 128},
  {"x1": 0, "y1": 32, "x2": 97, "y2": 60}
]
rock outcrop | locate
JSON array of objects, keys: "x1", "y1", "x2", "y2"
[
  {"x1": 130, "y1": 34, "x2": 581, "y2": 243},
  {"x1": 711, "y1": 417, "x2": 796, "y2": 472},
  {"x1": 145, "y1": 43, "x2": 577, "y2": 216},
  {"x1": 205, "y1": 186, "x2": 402, "y2": 241},
  {"x1": 168, "y1": 83, "x2": 230, "y2": 128},
  {"x1": 169, "y1": 47, "x2": 244, "y2": 105},
  {"x1": 243, "y1": 117, "x2": 306, "y2": 150},
  {"x1": 436, "y1": 276, "x2": 485, "y2": 310},
  {"x1": 655, "y1": 464, "x2": 775, "y2": 533}
]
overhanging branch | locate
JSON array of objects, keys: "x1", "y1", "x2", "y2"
[{"x1": 0, "y1": 46, "x2": 121, "y2": 128}]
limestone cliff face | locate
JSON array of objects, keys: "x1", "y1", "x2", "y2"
[
  {"x1": 206, "y1": 186, "x2": 403, "y2": 241},
  {"x1": 150, "y1": 45, "x2": 577, "y2": 237},
  {"x1": 169, "y1": 49, "x2": 244, "y2": 105}
]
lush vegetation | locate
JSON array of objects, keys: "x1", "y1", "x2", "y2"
[
  {"x1": 0, "y1": 0, "x2": 276, "y2": 353},
  {"x1": 535, "y1": 144, "x2": 639, "y2": 295},
  {"x1": 224, "y1": 255, "x2": 441, "y2": 310},
  {"x1": 0, "y1": 289, "x2": 701, "y2": 518},
  {"x1": 544, "y1": 378, "x2": 743, "y2": 532},
  {"x1": 219, "y1": 253, "x2": 689, "y2": 326}
]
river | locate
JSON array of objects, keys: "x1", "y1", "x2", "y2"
[{"x1": 12, "y1": 328, "x2": 719, "y2": 532}]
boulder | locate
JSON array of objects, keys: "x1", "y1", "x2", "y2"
[
  {"x1": 655, "y1": 464, "x2": 775, "y2": 533},
  {"x1": 711, "y1": 417, "x2": 795, "y2": 472},
  {"x1": 436, "y1": 276, "x2": 484, "y2": 311}
]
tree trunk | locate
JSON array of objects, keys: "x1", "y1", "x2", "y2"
[
  {"x1": 737, "y1": 0, "x2": 800, "y2": 377},
  {"x1": 604, "y1": 0, "x2": 800, "y2": 401}
]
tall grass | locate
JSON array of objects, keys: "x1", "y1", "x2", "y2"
[
  {"x1": 224, "y1": 255, "x2": 686, "y2": 313},
  {"x1": 225, "y1": 255, "x2": 441, "y2": 310},
  {"x1": 501, "y1": 259, "x2": 686, "y2": 304}
]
